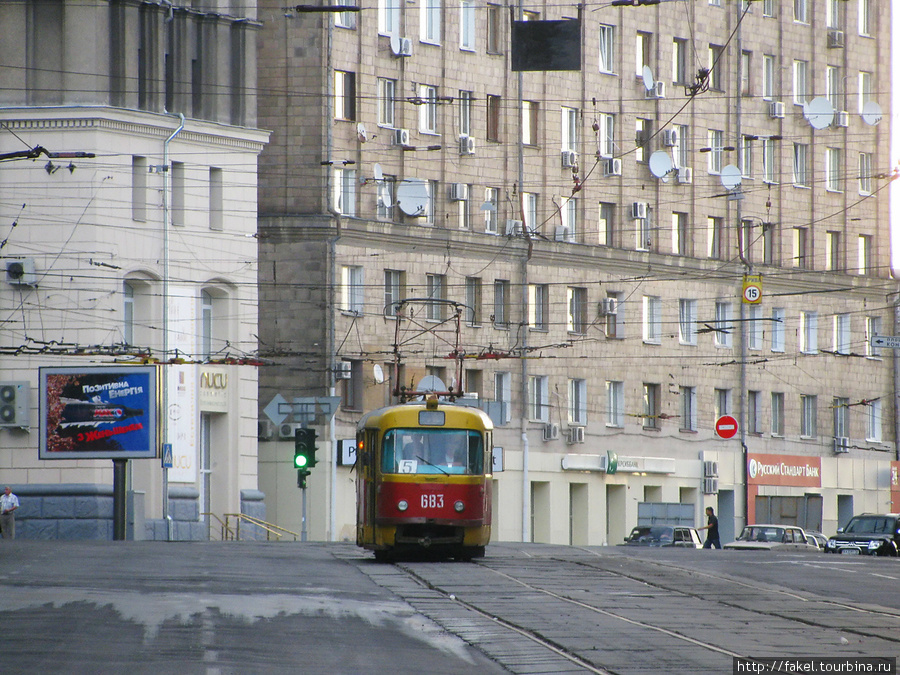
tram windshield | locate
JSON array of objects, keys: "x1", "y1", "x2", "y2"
[{"x1": 382, "y1": 428, "x2": 484, "y2": 475}]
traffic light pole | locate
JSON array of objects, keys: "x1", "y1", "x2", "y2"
[{"x1": 301, "y1": 483, "x2": 307, "y2": 542}]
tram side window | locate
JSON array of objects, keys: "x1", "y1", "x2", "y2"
[{"x1": 382, "y1": 429, "x2": 483, "y2": 475}]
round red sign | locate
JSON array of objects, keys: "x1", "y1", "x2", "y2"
[{"x1": 715, "y1": 415, "x2": 738, "y2": 439}]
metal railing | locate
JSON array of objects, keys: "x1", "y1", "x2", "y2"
[{"x1": 221, "y1": 513, "x2": 301, "y2": 541}]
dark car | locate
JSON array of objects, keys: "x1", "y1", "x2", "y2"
[
  {"x1": 825, "y1": 514, "x2": 900, "y2": 556},
  {"x1": 622, "y1": 525, "x2": 703, "y2": 548}
]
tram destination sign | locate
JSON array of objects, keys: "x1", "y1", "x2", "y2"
[{"x1": 870, "y1": 335, "x2": 900, "y2": 349}]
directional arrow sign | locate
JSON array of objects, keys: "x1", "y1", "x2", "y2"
[{"x1": 871, "y1": 335, "x2": 900, "y2": 349}]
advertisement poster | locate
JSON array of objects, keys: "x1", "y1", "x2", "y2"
[{"x1": 40, "y1": 366, "x2": 158, "y2": 460}]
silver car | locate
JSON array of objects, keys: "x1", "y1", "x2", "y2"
[{"x1": 724, "y1": 524, "x2": 819, "y2": 552}]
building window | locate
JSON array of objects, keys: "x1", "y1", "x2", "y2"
[
  {"x1": 333, "y1": 168, "x2": 356, "y2": 216},
  {"x1": 799, "y1": 310, "x2": 818, "y2": 354},
  {"x1": 460, "y1": 0, "x2": 475, "y2": 50},
  {"x1": 528, "y1": 283, "x2": 549, "y2": 330},
  {"x1": 707, "y1": 130, "x2": 723, "y2": 174},
  {"x1": 493, "y1": 279, "x2": 510, "y2": 328},
  {"x1": 748, "y1": 390, "x2": 762, "y2": 434},
  {"x1": 708, "y1": 45, "x2": 724, "y2": 91},
  {"x1": 762, "y1": 138, "x2": 776, "y2": 184},
  {"x1": 334, "y1": 70, "x2": 356, "y2": 121},
  {"x1": 771, "y1": 308, "x2": 785, "y2": 352},
  {"x1": 826, "y1": 147, "x2": 842, "y2": 192},
  {"x1": 741, "y1": 136, "x2": 753, "y2": 178},
  {"x1": 522, "y1": 101, "x2": 538, "y2": 145},
  {"x1": 457, "y1": 186, "x2": 471, "y2": 230},
  {"x1": 672, "y1": 38, "x2": 687, "y2": 85},
  {"x1": 672, "y1": 212, "x2": 688, "y2": 256},
  {"x1": 741, "y1": 219, "x2": 754, "y2": 263},
  {"x1": 794, "y1": 0, "x2": 808, "y2": 23},
  {"x1": 635, "y1": 31, "x2": 651, "y2": 78},
  {"x1": 635, "y1": 118, "x2": 651, "y2": 163},
  {"x1": 642, "y1": 383, "x2": 660, "y2": 430},
  {"x1": 200, "y1": 289, "x2": 213, "y2": 359},
  {"x1": 793, "y1": 227, "x2": 808, "y2": 268},
  {"x1": 714, "y1": 301, "x2": 732, "y2": 348},
  {"x1": 606, "y1": 381, "x2": 624, "y2": 427},
  {"x1": 673, "y1": 124, "x2": 689, "y2": 168},
  {"x1": 762, "y1": 54, "x2": 775, "y2": 100},
  {"x1": 826, "y1": 0, "x2": 841, "y2": 28},
  {"x1": 707, "y1": 216, "x2": 723, "y2": 260},
  {"x1": 487, "y1": 5, "x2": 502, "y2": 54},
  {"x1": 568, "y1": 287, "x2": 587, "y2": 334},
  {"x1": 171, "y1": 161, "x2": 185, "y2": 227},
  {"x1": 132, "y1": 156, "x2": 148, "y2": 221},
  {"x1": 826, "y1": 65, "x2": 842, "y2": 111},
  {"x1": 561, "y1": 106, "x2": 578, "y2": 152},
  {"x1": 793, "y1": 143, "x2": 809, "y2": 187},
  {"x1": 495, "y1": 372, "x2": 511, "y2": 424},
  {"x1": 335, "y1": 5, "x2": 357, "y2": 28},
  {"x1": 379, "y1": 0, "x2": 400, "y2": 35},
  {"x1": 678, "y1": 299, "x2": 697, "y2": 346},
  {"x1": 858, "y1": 152, "x2": 873, "y2": 195},
  {"x1": 384, "y1": 269, "x2": 404, "y2": 317},
  {"x1": 123, "y1": 281, "x2": 135, "y2": 345},
  {"x1": 484, "y1": 187, "x2": 499, "y2": 233},
  {"x1": 378, "y1": 78, "x2": 396, "y2": 127},
  {"x1": 209, "y1": 167, "x2": 223, "y2": 231},
  {"x1": 377, "y1": 174, "x2": 395, "y2": 220},
  {"x1": 458, "y1": 90, "x2": 473, "y2": 137},
  {"x1": 605, "y1": 291, "x2": 624, "y2": 339},
  {"x1": 341, "y1": 266, "x2": 364, "y2": 315},
  {"x1": 771, "y1": 392, "x2": 785, "y2": 436},
  {"x1": 833, "y1": 313, "x2": 850, "y2": 354},
  {"x1": 714, "y1": 388, "x2": 731, "y2": 418},
  {"x1": 858, "y1": 71, "x2": 873, "y2": 114},
  {"x1": 421, "y1": 0, "x2": 440, "y2": 43},
  {"x1": 598, "y1": 25, "x2": 615, "y2": 73},
  {"x1": 643, "y1": 295, "x2": 662, "y2": 344},
  {"x1": 793, "y1": 60, "x2": 808, "y2": 105},
  {"x1": 426, "y1": 274, "x2": 445, "y2": 321},
  {"x1": 762, "y1": 220, "x2": 776, "y2": 265},
  {"x1": 486, "y1": 95, "x2": 501, "y2": 142},
  {"x1": 825, "y1": 231, "x2": 841, "y2": 271},
  {"x1": 568, "y1": 379, "x2": 587, "y2": 425},
  {"x1": 561, "y1": 197, "x2": 577, "y2": 240},
  {"x1": 748, "y1": 304, "x2": 763, "y2": 350},
  {"x1": 833, "y1": 397, "x2": 849, "y2": 438},
  {"x1": 858, "y1": 0, "x2": 871, "y2": 36},
  {"x1": 680, "y1": 386, "x2": 697, "y2": 431},
  {"x1": 597, "y1": 113, "x2": 615, "y2": 158},
  {"x1": 865, "y1": 399, "x2": 882, "y2": 441},
  {"x1": 522, "y1": 192, "x2": 537, "y2": 233},
  {"x1": 465, "y1": 276, "x2": 482, "y2": 326},
  {"x1": 419, "y1": 85, "x2": 438, "y2": 134},
  {"x1": 800, "y1": 394, "x2": 817, "y2": 438},
  {"x1": 762, "y1": 0, "x2": 775, "y2": 17},
  {"x1": 529, "y1": 375, "x2": 549, "y2": 422},
  {"x1": 858, "y1": 235, "x2": 872, "y2": 275},
  {"x1": 341, "y1": 360, "x2": 364, "y2": 411},
  {"x1": 599, "y1": 202, "x2": 614, "y2": 247},
  {"x1": 740, "y1": 50, "x2": 751, "y2": 96},
  {"x1": 866, "y1": 316, "x2": 882, "y2": 358}
]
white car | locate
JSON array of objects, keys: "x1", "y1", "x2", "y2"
[{"x1": 724, "y1": 524, "x2": 819, "y2": 552}]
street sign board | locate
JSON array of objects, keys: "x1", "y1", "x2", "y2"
[
  {"x1": 742, "y1": 275, "x2": 762, "y2": 304},
  {"x1": 871, "y1": 335, "x2": 900, "y2": 349},
  {"x1": 161, "y1": 443, "x2": 173, "y2": 468},
  {"x1": 715, "y1": 415, "x2": 738, "y2": 439}
]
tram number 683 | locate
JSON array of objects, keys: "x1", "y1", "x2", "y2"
[{"x1": 421, "y1": 494, "x2": 444, "y2": 509}]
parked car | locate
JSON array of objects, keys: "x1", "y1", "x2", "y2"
[
  {"x1": 724, "y1": 524, "x2": 819, "y2": 551},
  {"x1": 825, "y1": 514, "x2": 900, "y2": 556},
  {"x1": 622, "y1": 525, "x2": 703, "y2": 548},
  {"x1": 805, "y1": 531, "x2": 828, "y2": 549}
]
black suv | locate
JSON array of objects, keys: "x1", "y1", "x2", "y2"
[{"x1": 825, "y1": 514, "x2": 900, "y2": 556}]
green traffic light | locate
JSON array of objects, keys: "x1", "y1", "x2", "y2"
[{"x1": 294, "y1": 453, "x2": 309, "y2": 469}]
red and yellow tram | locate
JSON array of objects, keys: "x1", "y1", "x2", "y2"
[{"x1": 356, "y1": 397, "x2": 494, "y2": 561}]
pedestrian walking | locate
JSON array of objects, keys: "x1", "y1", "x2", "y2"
[
  {"x1": 1, "y1": 486, "x2": 19, "y2": 539},
  {"x1": 698, "y1": 506, "x2": 721, "y2": 549}
]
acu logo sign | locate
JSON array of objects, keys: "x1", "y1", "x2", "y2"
[{"x1": 199, "y1": 367, "x2": 229, "y2": 413}]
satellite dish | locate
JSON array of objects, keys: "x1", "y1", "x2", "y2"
[
  {"x1": 373, "y1": 163, "x2": 383, "y2": 181},
  {"x1": 649, "y1": 151, "x2": 673, "y2": 178},
  {"x1": 862, "y1": 101, "x2": 883, "y2": 126},
  {"x1": 642, "y1": 65, "x2": 655, "y2": 92},
  {"x1": 357, "y1": 123, "x2": 368, "y2": 142},
  {"x1": 804, "y1": 97, "x2": 834, "y2": 130},
  {"x1": 396, "y1": 179, "x2": 431, "y2": 216},
  {"x1": 720, "y1": 164, "x2": 742, "y2": 190},
  {"x1": 416, "y1": 375, "x2": 446, "y2": 393},
  {"x1": 373, "y1": 364, "x2": 385, "y2": 384},
  {"x1": 390, "y1": 34, "x2": 401, "y2": 56}
]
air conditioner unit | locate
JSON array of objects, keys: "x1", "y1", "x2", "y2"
[
  {"x1": 394, "y1": 36, "x2": 413, "y2": 56},
  {"x1": 449, "y1": 183, "x2": 469, "y2": 201},
  {"x1": 542, "y1": 423, "x2": 560, "y2": 441},
  {"x1": 769, "y1": 101, "x2": 785, "y2": 119},
  {"x1": 631, "y1": 201, "x2": 648, "y2": 220},
  {"x1": 644, "y1": 81, "x2": 665, "y2": 99},
  {"x1": 0, "y1": 382, "x2": 29, "y2": 428},
  {"x1": 662, "y1": 129, "x2": 679, "y2": 147},
  {"x1": 554, "y1": 226, "x2": 573, "y2": 242},
  {"x1": 334, "y1": 361, "x2": 351, "y2": 379},
  {"x1": 561, "y1": 150, "x2": 578, "y2": 168},
  {"x1": 257, "y1": 419, "x2": 275, "y2": 441},
  {"x1": 833, "y1": 436, "x2": 850, "y2": 454},
  {"x1": 5, "y1": 259, "x2": 37, "y2": 286},
  {"x1": 394, "y1": 128, "x2": 411, "y2": 146},
  {"x1": 703, "y1": 460, "x2": 719, "y2": 478},
  {"x1": 702, "y1": 477, "x2": 719, "y2": 495},
  {"x1": 279, "y1": 422, "x2": 302, "y2": 440},
  {"x1": 833, "y1": 110, "x2": 849, "y2": 128},
  {"x1": 604, "y1": 158, "x2": 622, "y2": 177},
  {"x1": 677, "y1": 167, "x2": 693, "y2": 185},
  {"x1": 505, "y1": 219, "x2": 523, "y2": 236},
  {"x1": 566, "y1": 426, "x2": 585, "y2": 445},
  {"x1": 459, "y1": 135, "x2": 476, "y2": 155},
  {"x1": 827, "y1": 28, "x2": 844, "y2": 48},
  {"x1": 599, "y1": 297, "x2": 618, "y2": 316}
]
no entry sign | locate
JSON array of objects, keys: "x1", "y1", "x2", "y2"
[{"x1": 715, "y1": 415, "x2": 738, "y2": 439}]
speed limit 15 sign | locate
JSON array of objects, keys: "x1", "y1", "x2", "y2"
[{"x1": 742, "y1": 275, "x2": 762, "y2": 304}]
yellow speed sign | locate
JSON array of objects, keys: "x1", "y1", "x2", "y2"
[{"x1": 742, "y1": 275, "x2": 762, "y2": 304}]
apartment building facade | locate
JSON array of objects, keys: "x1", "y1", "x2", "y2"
[
  {"x1": 257, "y1": 0, "x2": 898, "y2": 544},
  {"x1": 0, "y1": 1, "x2": 268, "y2": 539}
]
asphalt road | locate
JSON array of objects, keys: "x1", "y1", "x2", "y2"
[{"x1": 2, "y1": 541, "x2": 899, "y2": 675}]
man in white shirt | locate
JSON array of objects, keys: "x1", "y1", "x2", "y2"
[{"x1": 1, "y1": 486, "x2": 19, "y2": 539}]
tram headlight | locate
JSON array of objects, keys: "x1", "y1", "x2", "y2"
[
  {"x1": 453, "y1": 500, "x2": 465, "y2": 513},
  {"x1": 397, "y1": 500, "x2": 409, "y2": 512}
]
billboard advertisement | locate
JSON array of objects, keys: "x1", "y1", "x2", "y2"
[{"x1": 39, "y1": 366, "x2": 159, "y2": 460}]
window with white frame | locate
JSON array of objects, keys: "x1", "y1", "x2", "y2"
[
  {"x1": 333, "y1": 168, "x2": 356, "y2": 216},
  {"x1": 561, "y1": 197, "x2": 577, "y2": 239},
  {"x1": 487, "y1": 4, "x2": 502, "y2": 54},
  {"x1": 529, "y1": 375, "x2": 549, "y2": 422},
  {"x1": 460, "y1": 0, "x2": 475, "y2": 50},
  {"x1": 826, "y1": 0, "x2": 841, "y2": 28},
  {"x1": 493, "y1": 279, "x2": 510, "y2": 327},
  {"x1": 741, "y1": 50, "x2": 751, "y2": 96},
  {"x1": 826, "y1": 147, "x2": 842, "y2": 192},
  {"x1": 799, "y1": 310, "x2": 818, "y2": 353},
  {"x1": 707, "y1": 216, "x2": 723, "y2": 260},
  {"x1": 762, "y1": 0, "x2": 774, "y2": 17},
  {"x1": 771, "y1": 392, "x2": 785, "y2": 435},
  {"x1": 643, "y1": 383, "x2": 660, "y2": 429},
  {"x1": 421, "y1": 0, "x2": 440, "y2": 43},
  {"x1": 495, "y1": 371, "x2": 511, "y2": 424},
  {"x1": 643, "y1": 295, "x2": 662, "y2": 344},
  {"x1": 714, "y1": 301, "x2": 732, "y2": 347},
  {"x1": 334, "y1": 70, "x2": 356, "y2": 120},
  {"x1": 522, "y1": 192, "x2": 537, "y2": 232},
  {"x1": 793, "y1": 60, "x2": 808, "y2": 104},
  {"x1": 458, "y1": 90, "x2": 473, "y2": 137},
  {"x1": 605, "y1": 291, "x2": 624, "y2": 339},
  {"x1": 597, "y1": 113, "x2": 615, "y2": 157},
  {"x1": 793, "y1": 227, "x2": 808, "y2": 268},
  {"x1": 762, "y1": 138, "x2": 776, "y2": 183},
  {"x1": 714, "y1": 388, "x2": 731, "y2": 418},
  {"x1": 672, "y1": 38, "x2": 688, "y2": 85},
  {"x1": 522, "y1": 101, "x2": 538, "y2": 145},
  {"x1": 636, "y1": 211, "x2": 651, "y2": 252},
  {"x1": 378, "y1": 0, "x2": 399, "y2": 35},
  {"x1": 865, "y1": 398, "x2": 882, "y2": 441},
  {"x1": 866, "y1": 315, "x2": 882, "y2": 358},
  {"x1": 800, "y1": 394, "x2": 817, "y2": 438},
  {"x1": 762, "y1": 54, "x2": 775, "y2": 100},
  {"x1": 678, "y1": 299, "x2": 697, "y2": 345},
  {"x1": 680, "y1": 386, "x2": 697, "y2": 431},
  {"x1": 858, "y1": 0, "x2": 872, "y2": 37},
  {"x1": 763, "y1": 220, "x2": 776, "y2": 265},
  {"x1": 341, "y1": 265, "x2": 364, "y2": 314},
  {"x1": 793, "y1": 143, "x2": 809, "y2": 187},
  {"x1": 378, "y1": 78, "x2": 395, "y2": 127},
  {"x1": 599, "y1": 25, "x2": 615, "y2": 73},
  {"x1": 599, "y1": 202, "x2": 614, "y2": 247},
  {"x1": 707, "y1": 130, "x2": 723, "y2": 174},
  {"x1": 568, "y1": 286, "x2": 587, "y2": 334},
  {"x1": 674, "y1": 124, "x2": 689, "y2": 168},
  {"x1": 561, "y1": 107, "x2": 578, "y2": 152},
  {"x1": 672, "y1": 212, "x2": 688, "y2": 256},
  {"x1": 635, "y1": 118, "x2": 651, "y2": 163},
  {"x1": 748, "y1": 304, "x2": 763, "y2": 350},
  {"x1": 123, "y1": 281, "x2": 135, "y2": 345},
  {"x1": 528, "y1": 283, "x2": 549, "y2": 330},
  {"x1": 741, "y1": 135, "x2": 753, "y2": 178},
  {"x1": 741, "y1": 219, "x2": 754, "y2": 264},
  {"x1": 833, "y1": 397, "x2": 849, "y2": 438},
  {"x1": 833, "y1": 313, "x2": 850, "y2": 354},
  {"x1": 635, "y1": 31, "x2": 651, "y2": 78},
  {"x1": 568, "y1": 378, "x2": 587, "y2": 425},
  {"x1": 826, "y1": 65, "x2": 842, "y2": 111},
  {"x1": 426, "y1": 273, "x2": 444, "y2": 321},
  {"x1": 384, "y1": 269, "x2": 404, "y2": 317},
  {"x1": 858, "y1": 234, "x2": 872, "y2": 275},
  {"x1": 771, "y1": 307, "x2": 785, "y2": 352},
  {"x1": 484, "y1": 187, "x2": 499, "y2": 233},
  {"x1": 457, "y1": 186, "x2": 471, "y2": 230},
  {"x1": 794, "y1": 0, "x2": 808, "y2": 23},
  {"x1": 606, "y1": 380, "x2": 624, "y2": 427},
  {"x1": 708, "y1": 45, "x2": 724, "y2": 91},
  {"x1": 748, "y1": 390, "x2": 762, "y2": 434},
  {"x1": 825, "y1": 231, "x2": 841, "y2": 271},
  {"x1": 858, "y1": 152, "x2": 872, "y2": 195},
  {"x1": 858, "y1": 71, "x2": 872, "y2": 114},
  {"x1": 419, "y1": 85, "x2": 438, "y2": 133},
  {"x1": 465, "y1": 276, "x2": 481, "y2": 326}
]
